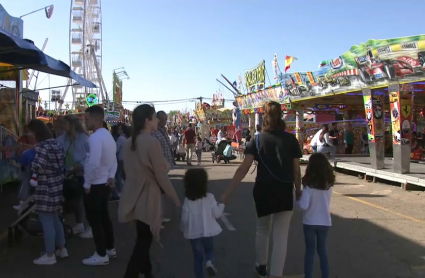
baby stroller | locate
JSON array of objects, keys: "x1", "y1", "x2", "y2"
[
  {"x1": 174, "y1": 143, "x2": 186, "y2": 161},
  {"x1": 8, "y1": 195, "x2": 73, "y2": 247},
  {"x1": 203, "y1": 137, "x2": 215, "y2": 152},
  {"x1": 212, "y1": 140, "x2": 237, "y2": 164}
]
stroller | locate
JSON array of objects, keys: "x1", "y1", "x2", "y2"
[
  {"x1": 8, "y1": 190, "x2": 74, "y2": 246},
  {"x1": 212, "y1": 140, "x2": 237, "y2": 164},
  {"x1": 203, "y1": 137, "x2": 215, "y2": 152},
  {"x1": 174, "y1": 143, "x2": 186, "y2": 161}
]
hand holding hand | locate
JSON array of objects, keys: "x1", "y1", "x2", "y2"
[{"x1": 295, "y1": 189, "x2": 302, "y2": 201}]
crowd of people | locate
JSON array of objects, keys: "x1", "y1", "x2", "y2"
[{"x1": 12, "y1": 101, "x2": 335, "y2": 278}]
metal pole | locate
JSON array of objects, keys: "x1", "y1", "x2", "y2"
[{"x1": 19, "y1": 6, "x2": 50, "y2": 18}]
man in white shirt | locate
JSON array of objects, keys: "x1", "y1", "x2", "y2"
[
  {"x1": 82, "y1": 105, "x2": 118, "y2": 266},
  {"x1": 254, "y1": 124, "x2": 261, "y2": 136},
  {"x1": 310, "y1": 129, "x2": 322, "y2": 153},
  {"x1": 217, "y1": 127, "x2": 225, "y2": 142}
]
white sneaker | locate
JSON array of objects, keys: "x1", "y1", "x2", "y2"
[
  {"x1": 33, "y1": 253, "x2": 57, "y2": 265},
  {"x1": 106, "y1": 248, "x2": 117, "y2": 258},
  {"x1": 55, "y1": 248, "x2": 69, "y2": 259},
  {"x1": 162, "y1": 218, "x2": 171, "y2": 223},
  {"x1": 73, "y1": 223, "x2": 85, "y2": 234},
  {"x1": 82, "y1": 252, "x2": 109, "y2": 266},
  {"x1": 80, "y1": 227, "x2": 93, "y2": 239},
  {"x1": 206, "y1": 260, "x2": 217, "y2": 277},
  {"x1": 13, "y1": 204, "x2": 22, "y2": 210}
]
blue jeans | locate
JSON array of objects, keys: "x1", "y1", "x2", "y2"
[
  {"x1": 38, "y1": 211, "x2": 66, "y2": 254},
  {"x1": 318, "y1": 145, "x2": 336, "y2": 160},
  {"x1": 190, "y1": 237, "x2": 214, "y2": 278},
  {"x1": 303, "y1": 224, "x2": 330, "y2": 278}
]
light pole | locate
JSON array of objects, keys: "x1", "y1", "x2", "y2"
[{"x1": 20, "y1": 5, "x2": 54, "y2": 19}]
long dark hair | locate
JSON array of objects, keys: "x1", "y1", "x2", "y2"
[
  {"x1": 262, "y1": 101, "x2": 286, "y2": 132},
  {"x1": 184, "y1": 169, "x2": 208, "y2": 201},
  {"x1": 302, "y1": 153, "x2": 335, "y2": 190},
  {"x1": 131, "y1": 104, "x2": 156, "y2": 151},
  {"x1": 28, "y1": 119, "x2": 53, "y2": 143},
  {"x1": 319, "y1": 125, "x2": 329, "y2": 143}
]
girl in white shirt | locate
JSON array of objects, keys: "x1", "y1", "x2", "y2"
[
  {"x1": 296, "y1": 153, "x2": 334, "y2": 278},
  {"x1": 195, "y1": 137, "x2": 203, "y2": 165},
  {"x1": 180, "y1": 169, "x2": 224, "y2": 278}
]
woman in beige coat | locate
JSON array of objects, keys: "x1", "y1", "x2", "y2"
[{"x1": 118, "y1": 104, "x2": 180, "y2": 278}]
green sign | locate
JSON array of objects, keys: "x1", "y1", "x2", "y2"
[{"x1": 86, "y1": 94, "x2": 98, "y2": 107}]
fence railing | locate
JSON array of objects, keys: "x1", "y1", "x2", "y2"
[{"x1": 0, "y1": 126, "x2": 20, "y2": 193}]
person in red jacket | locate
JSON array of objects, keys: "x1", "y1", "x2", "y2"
[{"x1": 183, "y1": 124, "x2": 196, "y2": 165}]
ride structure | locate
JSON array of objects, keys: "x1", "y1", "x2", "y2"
[{"x1": 59, "y1": 0, "x2": 108, "y2": 111}]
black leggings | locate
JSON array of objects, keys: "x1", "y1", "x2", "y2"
[{"x1": 124, "y1": 221, "x2": 153, "y2": 277}]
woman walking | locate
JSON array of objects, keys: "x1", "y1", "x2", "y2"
[
  {"x1": 56, "y1": 115, "x2": 92, "y2": 238},
  {"x1": 222, "y1": 101, "x2": 302, "y2": 278},
  {"x1": 118, "y1": 104, "x2": 181, "y2": 278},
  {"x1": 28, "y1": 119, "x2": 68, "y2": 265}
]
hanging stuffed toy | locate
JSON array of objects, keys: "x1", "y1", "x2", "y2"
[{"x1": 29, "y1": 173, "x2": 38, "y2": 187}]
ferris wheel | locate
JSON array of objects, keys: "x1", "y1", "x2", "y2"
[{"x1": 59, "y1": 0, "x2": 108, "y2": 111}]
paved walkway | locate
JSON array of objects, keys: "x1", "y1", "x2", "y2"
[{"x1": 1, "y1": 157, "x2": 425, "y2": 277}]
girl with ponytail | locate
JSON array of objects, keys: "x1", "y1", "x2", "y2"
[{"x1": 119, "y1": 104, "x2": 180, "y2": 277}]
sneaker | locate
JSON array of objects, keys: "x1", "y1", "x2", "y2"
[
  {"x1": 255, "y1": 264, "x2": 267, "y2": 278},
  {"x1": 13, "y1": 204, "x2": 22, "y2": 210},
  {"x1": 82, "y1": 252, "x2": 109, "y2": 266},
  {"x1": 80, "y1": 227, "x2": 93, "y2": 239},
  {"x1": 106, "y1": 248, "x2": 117, "y2": 259},
  {"x1": 55, "y1": 248, "x2": 69, "y2": 259},
  {"x1": 162, "y1": 218, "x2": 171, "y2": 223},
  {"x1": 206, "y1": 261, "x2": 217, "y2": 277},
  {"x1": 72, "y1": 223, "x2": 85, "y2": 234},
  {"x1": 33, "y1": 253, "x2": 57, "y2": 265}
]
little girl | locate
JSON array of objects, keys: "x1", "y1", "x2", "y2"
[
  {"x1": 296, "y1": 153, "x2": 334, "y2": 278},
  {"x1": 180, "y1": 168, "x2": 224, "y2": 278},
  {"x1": 196, "y1": 137, "x2": 203, "y2": 165}
]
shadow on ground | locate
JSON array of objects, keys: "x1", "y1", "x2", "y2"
[{"x1": 0, "y1": 176, "x2": 424, "y2": 277}]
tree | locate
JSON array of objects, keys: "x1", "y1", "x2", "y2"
[{"x1": 168, "y1": 110, "x2": 179, "y2": 116}]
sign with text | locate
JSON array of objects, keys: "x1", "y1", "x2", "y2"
[{"x1": 245, "y1": 60, "x2": 265, "y2": 92}]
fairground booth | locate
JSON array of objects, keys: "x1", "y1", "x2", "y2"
[{"x1": 236, "y1": 35, "x2": 425, "y2": 174}]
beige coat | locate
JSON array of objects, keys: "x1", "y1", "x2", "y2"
[{"x1": 118, "y1": 133, "x2": 179, "y2": 240}]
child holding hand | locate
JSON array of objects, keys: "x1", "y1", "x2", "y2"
[
  {"x1": 180, "y1": 168, "x2": 224, "y2": 278},
  {"x1": 296, "y1": 153, "x2": 334, "y2": 278}
]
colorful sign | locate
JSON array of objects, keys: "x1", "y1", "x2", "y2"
[
  {"x1": 363, "y1": 95, "x2": 375, "y2": 142},
  {"x1": 236, "y1": 86, "x2": 287, "y2": 110},
  {"x1": 245, "y1": 60, "x2": 265, "y2": 91},
  {"x1": 236, "y1": 35, "x2": 425, "y2": 110},
  {"x1": 112, "y1": 72, "x2": 123, "y2": 104},
  {"x1": 86, "y1": 94, "x2": 98, "y2": 107}
]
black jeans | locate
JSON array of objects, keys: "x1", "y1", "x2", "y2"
[
  {"x1": 83, "y1": 184, "x2": 114, "y2": 257},
  {"x1": 124, "y1": 221, "x2": 153, "y2": 277}
]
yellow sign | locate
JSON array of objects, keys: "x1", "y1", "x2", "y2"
[
  {"x1": 402, "y1": 105, "x2": 411, "y2": 118},
  {"x1": 245, "y1": 60, "x2": 265, "y2": 90},
  {"x1": 389, "y1": 92, "x2": 399, "y2": 103}
]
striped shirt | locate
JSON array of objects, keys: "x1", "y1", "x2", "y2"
[{"x1": 152, "y1": 127, "x2": 175, "y2": 170}]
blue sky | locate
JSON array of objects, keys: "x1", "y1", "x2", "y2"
[{"x1": 3, "y1": 0, "x2": 425, "y2": 112}]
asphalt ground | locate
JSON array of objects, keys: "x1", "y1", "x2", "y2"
[{"x1": 1, "y1": 156, "x2": 425, "y2": 277}]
